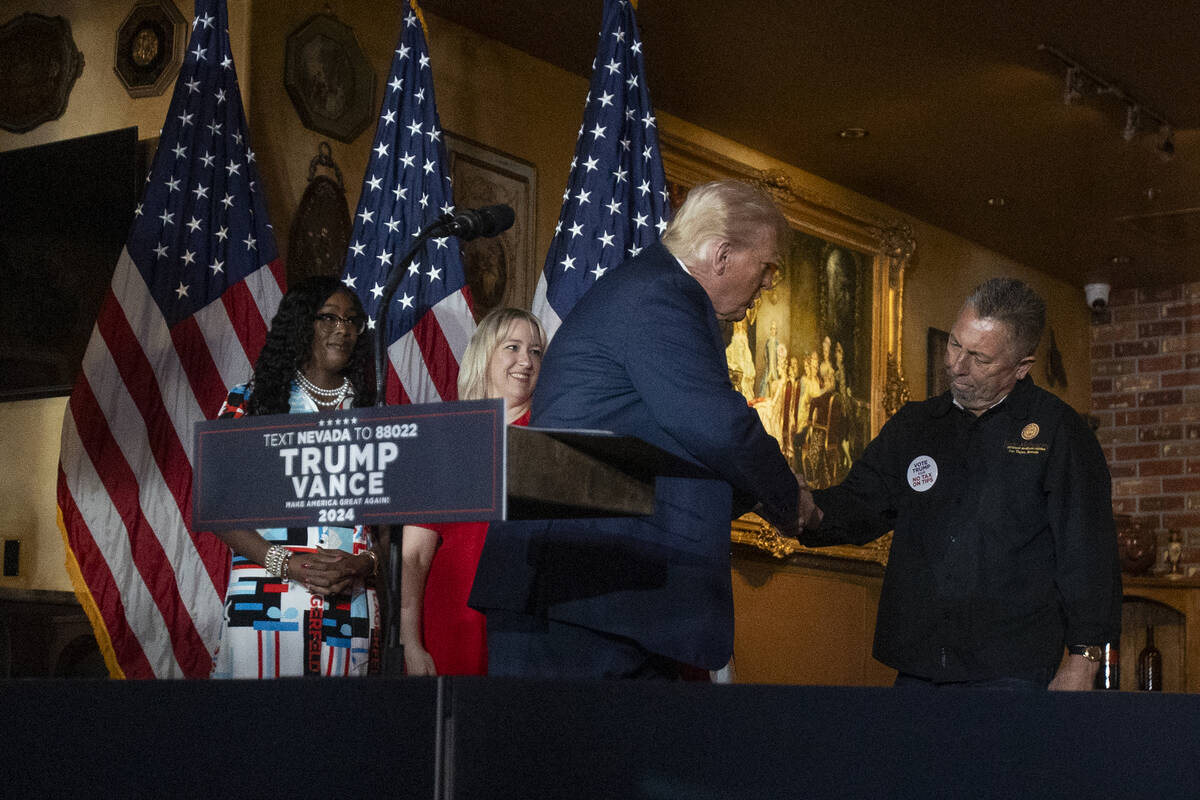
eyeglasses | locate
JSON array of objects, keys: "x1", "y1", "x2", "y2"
[{"x1": 315, "y1": 312, "x2": 366, "y2": 335}]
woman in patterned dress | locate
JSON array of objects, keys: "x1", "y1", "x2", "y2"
[
  {"x1": 399, "y1": 308, "x2": 545, "y2": 675},
  {"x1": 210, "y1": 275, "x2": 381, "y2": 678}
]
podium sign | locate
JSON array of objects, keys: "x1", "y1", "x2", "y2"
[{"x1": 193, "y1": 399, "x2": 505, "y2": 530}]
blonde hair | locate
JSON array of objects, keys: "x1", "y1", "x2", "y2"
[
  {"x1": 457, "y1": 307, "x2": 546, "y2": 400},
  {"x1": 661, "y1": 179, "x2": 789, "y2": 264}
]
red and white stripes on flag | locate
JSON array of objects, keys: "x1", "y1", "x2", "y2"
[{"x1": 56, "y1": 0, "x2": 282, "y2": 678}]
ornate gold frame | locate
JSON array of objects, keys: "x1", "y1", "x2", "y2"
[{"x1": 660, "y1": 133, "x2": 915, "y2": 566}]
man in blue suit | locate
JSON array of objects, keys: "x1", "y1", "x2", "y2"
[{"x1": 470, "y1": 180, "x2": 806, "y2": 678}]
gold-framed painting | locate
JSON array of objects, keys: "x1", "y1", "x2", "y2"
[
  {"x1": 660, "y1": 133, "x2": 915, "y2": 566},
  {"x1": 444, "y1": 132, "x2": 537, "y2": 320}
]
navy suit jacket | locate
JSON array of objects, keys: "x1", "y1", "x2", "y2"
[{"x1": 469, "y1": 242, "x2": 798, "y2": 669}]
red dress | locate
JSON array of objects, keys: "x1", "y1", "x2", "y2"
[{"x1": 420, "y1": 410, "x2": 529, "y2": 675}]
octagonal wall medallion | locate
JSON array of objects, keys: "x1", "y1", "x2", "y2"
[{"x1": 284, "y1": 13, "x2": 376, "y2": 144}]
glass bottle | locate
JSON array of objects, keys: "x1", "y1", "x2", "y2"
[
  {"x1": 1137, "y1": 624, "x2": 1162, "y2": 691},
  {"x1": 1094, "y1": 642, "x2": 1119, "y2": 690}
]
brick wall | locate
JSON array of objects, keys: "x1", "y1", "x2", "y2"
[{"x1": 1091, "y1": 282, "x2": 1200, "y2": 569}]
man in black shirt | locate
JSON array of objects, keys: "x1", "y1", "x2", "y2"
[{"x1": 799, "y1": 278, "x2": 1120, "y2": 689}]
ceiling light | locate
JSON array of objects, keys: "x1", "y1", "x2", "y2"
[
  {"x1": 987, "y1": 196, "x2": 1008, "y2": 207},
  {"x1": 1158, "y1": 126, "x2": 1175, "y2": 160},
  {"x1": 838, "y1": 127, "x2": 868, "y2": 139},
  {"x1": 1039, "y1": 45, "x2": 1176, "y2": 151},
  {"x1": 1123, "y1": 104, "x2": 1141, "y2": 142}
]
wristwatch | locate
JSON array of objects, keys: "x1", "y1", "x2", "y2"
[{"x1": 1067, "y1": 644, "x2": 1103, "y2": 661}]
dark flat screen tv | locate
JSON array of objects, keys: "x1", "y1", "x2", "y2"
[{"x1": 0, "y1": 126, "x2": 139, "y2": 400}]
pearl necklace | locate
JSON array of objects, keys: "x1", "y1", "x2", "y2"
[{"x1": 294, "y1": 370, "x2": 351, "y2": 409}]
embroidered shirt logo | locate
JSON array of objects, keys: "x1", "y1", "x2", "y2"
[
  {"x1": 1021, "y1": 423, "x2": 1040, "y2": 441},
  {"x1": 906, "y1": 455, "x2": 938, "y2": 492}
]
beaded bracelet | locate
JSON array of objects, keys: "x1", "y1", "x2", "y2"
[
  {"x1": 263, "y1": 544, "x2": 288, "y2": 578},
  {"x1": 280, "y1": 551, "x2": 292, "y2": 582}
]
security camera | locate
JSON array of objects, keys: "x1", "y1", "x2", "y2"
[{"x1": 1085, "y1": 282, "x2": 1110, "y2": 311}]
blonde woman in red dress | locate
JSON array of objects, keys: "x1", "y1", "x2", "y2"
[{"x1": 399, "y1": 308, "x2": 545, "y2": 675}]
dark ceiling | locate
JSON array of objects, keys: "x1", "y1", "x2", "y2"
[{"x1": 423, "y1": 0, "x2": 1200, "y2": 291}]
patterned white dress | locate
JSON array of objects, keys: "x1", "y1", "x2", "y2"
[{"x1": 210, "y1": 381, "x2": 379, "y2": 678}]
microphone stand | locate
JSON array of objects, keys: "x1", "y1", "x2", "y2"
[{"x1": 374, "y1": 214, "x2": 456, "y2": 677}]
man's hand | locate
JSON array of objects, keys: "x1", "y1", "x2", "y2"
[
  {"x1": 796, "y1": 473, "x2": 823, "y2": 534},
  {"x1": 1048, "y1": 654, "x2": 1099, "y2": 691}
]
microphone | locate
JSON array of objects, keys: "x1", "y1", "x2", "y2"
[{"x1": 443, "y1": 204, "x2": 515, "y2": 240}]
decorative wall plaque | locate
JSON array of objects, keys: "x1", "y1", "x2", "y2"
[
  {"x1": 283, "y1": 13, "x2": 375, "y2": 144},
  {"x1": 113, "y1": 0, "x2": 186, "y2": 98},
  {"x1": 287, "y1": 142, "x2": 353, "y2": 284},
  {"x1": 0, "y1": 13, "x2": 85, "y2": 133}
]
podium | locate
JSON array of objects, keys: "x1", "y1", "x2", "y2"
[
  {"x1": 193, "y1": 399, "x2": 698, "y2": 673},
  {"x1": 192, "y1": 399, "x2": 697, "y2": 530}
]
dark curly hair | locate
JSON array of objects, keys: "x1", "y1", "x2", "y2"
[{"x1": 245, "y1": 275, "x2": 375, "y2": 415}]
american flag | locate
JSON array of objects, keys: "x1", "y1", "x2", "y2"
[
  {"x1": 341, "y1": 1, "x2": 474, "y2": 404},
  {"x1": 57, "y1": 0, "x2": 282, "y2": 678},
  {"x1": 531, "y1": 0, "x2": 670, "y2": 340}
]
